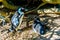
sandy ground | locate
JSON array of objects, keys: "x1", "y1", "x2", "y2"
[
  {"x1": 0, "y1": 8, "x2": 60, "y2": 40},
  {"x1": 0, "y1": 14, "x2": 60, "y2": 40}
]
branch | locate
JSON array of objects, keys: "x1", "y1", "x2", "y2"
[{"x1": 25, "y1": 2, "x2": 47, "y2": 14}]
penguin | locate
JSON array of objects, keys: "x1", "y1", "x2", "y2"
[
  {"x1": 8, "y1": 7, "x2": 28, "y2": 32},
  {"x1": 32, "y1": 17, "x2": 45, "y2": 35}
]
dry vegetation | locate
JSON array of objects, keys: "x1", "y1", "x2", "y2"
[
  {"x1": 0, "y1": 8, "x2": 60, "y2": 40},
  {"x1": 0, "y1": 13, "x2": 60, "y2": 40}
]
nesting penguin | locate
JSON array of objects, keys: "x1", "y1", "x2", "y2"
[
  {"x1": 8, "y1": 7, "x2": 27, "y2": 32},
  {"x1": 32, "y1": 17, "x2": 45, "y2": 35}
]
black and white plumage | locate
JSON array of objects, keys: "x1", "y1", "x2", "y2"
[
  {"x1": 32, "y1": 17, "x2": 45, "y2": 35},
  {"x1": 8, "y1": 7, "x2": 27, "y2": 32}
]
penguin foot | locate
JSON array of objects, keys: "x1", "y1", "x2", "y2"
[
  {"x1": 17, "y1": 29, "x2": 23, "y2": 33},
  {"x1": 7, "y1": 29, "x2": 16, "y2": 33}
]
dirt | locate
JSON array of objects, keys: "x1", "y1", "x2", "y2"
[{"x1": 0, "y1": 8, "x2": 60, "y2": 40}]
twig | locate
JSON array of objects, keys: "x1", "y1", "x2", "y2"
[{"x1": 25, "y1": 2, "x2": 47, "y2": 14}]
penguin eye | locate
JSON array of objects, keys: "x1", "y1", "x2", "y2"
[{"x1": 21, "y1": 8, "x2": 25, "y2": 12}]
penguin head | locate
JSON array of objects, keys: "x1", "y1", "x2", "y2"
[
  {"x1": 17, "y1": 7, "x2": 28, "y2": 15},
  {"x1": 21, "y1": 7, "x2": 28, "y2": 12},
  {"x1": 18, "y1": 7, "x2": 28, "y2": 12},
  {"x1": 34, "y1": 17, "x2": 40, "y2": 23}
]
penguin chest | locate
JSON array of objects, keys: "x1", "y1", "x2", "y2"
[
  {"x1": 33, "y1": 23, "x2": 42, "y2": 33},
  {"x1": 33, "y1": 22, "x2": 45, "y2": 34},
  {"x1": 11, "y1": 17, "x2": 19, "y2": 26}
]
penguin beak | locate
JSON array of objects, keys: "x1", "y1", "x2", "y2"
[
  {"x1": 25, "y1": 9, "x2": 28, "y2": 11},
  {"x1": 21, "y1": 8, "x2": 28, "y2": 12}
]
